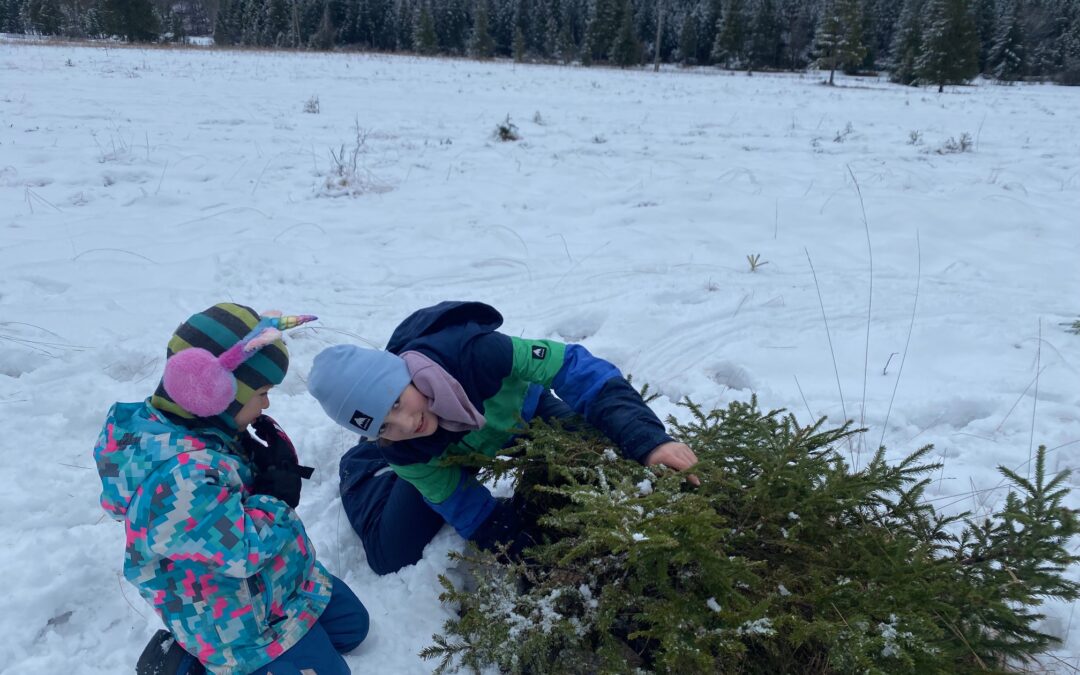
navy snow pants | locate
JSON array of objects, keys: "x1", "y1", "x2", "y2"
[{"x1": 249, "y1": 574, "x2": 369, "y2": 675}]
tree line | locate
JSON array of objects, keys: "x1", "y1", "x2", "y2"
[{"x1": 4, "y1": 0, "x2": 1080, "y2": 86}]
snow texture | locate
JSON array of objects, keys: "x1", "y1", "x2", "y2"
[{"x1": 0, "y1": 39, "x2": 1078, "y2": 673}]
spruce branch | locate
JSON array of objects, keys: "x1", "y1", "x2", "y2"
[{"x1": 425, "y1": 402, "x2": 1077, "y2": 673}]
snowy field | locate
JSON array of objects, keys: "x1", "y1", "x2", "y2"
[{"x1": 1, "y1": 40, "x2": 1078, "y2": 673}]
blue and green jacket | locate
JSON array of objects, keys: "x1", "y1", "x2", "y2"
[
  {"x1": 354, "y1": 301, "x2": 673, "y2": 540},
  {"x1": 93, "y1": 401, "x2": 332, "y2": 674}
]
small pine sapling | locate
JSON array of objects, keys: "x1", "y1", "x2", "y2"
[
  {"x1": 494, "y1": 115, "x2": 520, "y2": 142},
  {"x1": 423, "y1": 398, "x2": 1078, "y2": 674}
]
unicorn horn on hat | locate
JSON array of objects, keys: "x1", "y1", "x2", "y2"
[{"x1": 163, "y1": 312, "x2": 317, "y2": 417}]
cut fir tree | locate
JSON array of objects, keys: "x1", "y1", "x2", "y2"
[{"x1": 421, "y1": 396, "x2": 1078, "y2": 674}]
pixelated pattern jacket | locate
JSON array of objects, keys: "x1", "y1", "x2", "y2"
[{"x1": 94, "y1": 401, "x2": 332, "y2": 674}]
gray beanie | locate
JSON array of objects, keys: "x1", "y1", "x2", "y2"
[{"x1": 308, "y1": 344, "x2": 411, "y2": 440}]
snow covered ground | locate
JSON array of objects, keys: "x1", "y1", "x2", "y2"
[{"x1": 1, "y1": 40, "x2": 1078, "y2": 673}]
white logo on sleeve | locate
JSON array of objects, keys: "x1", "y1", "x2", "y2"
[{"x1": 531, "y1": 345, "x2": 547, "y2": 359}]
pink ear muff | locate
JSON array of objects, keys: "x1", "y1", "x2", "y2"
[
  {"x1": 162, "y1": 347, "x2": 238, "y2": 416},
  {"x1": 162, "y1": 313, "x2": 318, "y2": 417}
]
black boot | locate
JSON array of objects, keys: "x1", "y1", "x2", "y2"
[{"x1": 135, "y1": 630, "x2": 205, "y2": 675}]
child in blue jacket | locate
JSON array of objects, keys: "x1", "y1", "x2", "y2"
[
  {"x1": 308, "y1": 301, "x2": 698, "y2": 575},
  {"x1": 93, "y1": 303, "x2": 369, "y2": 675}
]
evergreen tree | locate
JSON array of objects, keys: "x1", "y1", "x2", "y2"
[
  {"x1": 563, "y1": 0, "x2": 588, "y2": 53},
  {"x1": 238, "y1": 0, "x2": 262, "y2": 45},
  {"x1": 916, "y1": 0, "x2": 978, "y2": 91},
  {"x1": 2, "y1": 0, "x2": 19, "y2": 32},
  {"x1": 511, "y1": 0, "x2": 528, "y2": 56},
  {"x1": 213, "y1": 0, "x2": 238, "y2": 45},
  {"x1": 85, "y1": 0, "x2": 1076, "y2": 81},
  {"x1": 556, "y1": 12, "x2": 577, "y2": 61},
  {"x1": 338, "y1": 0, "x2": 360, "y2": 45},
  {"x1": 347, "y1": 0, "x2": 365, "y2": 47},
  {"x1": 327, "y1": 0, "x2": 348, "y2": 44},
  {"x1": 512, "y1": 23, "x2": 525, "y2": 59},
  {"x1": 264, "y1": 0, "x2": 292, "y2": 46},
  {"x1": 309, "y1": 0, "x2": 334, "y2": 48},
  {"x1": 100, "y1": 0, "x2": 158, "y2": 41},
  {"x1": 84, "y1": 4, "x2": 107, "y2": 36},
  {"x1": 710, "y1": 0, "x2": 748, "y2": 67},
  {"x1": 0, "y1": 0, "x2": 14, "y2": 31},
  {"x1": 541, "y1": 4, "x2": 559, "y2": 58},
  {"x1": 989, "y1": 0, "x2": 1025, "y2": 81},
  {"x1": 678, "y1": 9, "x2": 700, "y2": 64},
  {"x1": 161, "y1": 0, "x2": 211, "y2": 40},
  {"x1": 1062, "y1": 8, "x2": 1080, "y2": 83},
  {"x1": 813, "y1": 0, "x2": 865, "y2": 83},
  {"x1": 79, "y1": 0, "x2": 99, "y2": 35},
  {"x1": 470, "y1": 0, "x2": 495, "y2": 56},
  {"x1": 695, "y1": 0, "x2": 721, "y2": 63},
  {"x1": 971, "y1": 0, "x2": 996, "y2": 72},
  {"x1": 57, "y1": 0, "x2": 82, "y2": 37},
  {"x1": 423, "y1": 401, "x2": 1080, "y2": 674},
  {"x1": 489, "y1": 0, "x2": 515, "y2": 54},
  {"x1": 295, "y1": 0, "x2": 325, "y2": 46},
  {"x1": 643, "y1": 0, "x2": 660, "y2": 65},
  {"x1": 436, "y1": 0, "x2": 469, "y2": 54},
  {"x1": 523, "y1": 0, "x2": 547, "y2": 56},
  {"x1": 4, "y1": 0, "x2": 1073, "y2": 81},
  {"x1": 610, "y1": 0, "x2": 641, "y2": 65},
  {"x1": 367, "y1": 0, "x2": 396, "y2": 49},
  {"x1": 778, "y1": 0, "x2": 815, "y2": 69},
  {"x1": 24, "y1": 0, "x2": 63, "y2": 33},
  {"x1": 585, "y1": 0, "x2": 621, "y2": 62},
  {"x1": 352, "y1": 0, "x2": 371, "y2": 47},
  {"x1": 164, "y1": 8, "x2": 185, "y2": 40},
  {"x1": 1022, "y1": 0, "x2": 1065, "y2": 76},
  {"x1": 1066, "y1": 2, "x2": 1080, "y2": 57},
  {"x1": 889, "y1": 0, "x2": 923, "y2": 84},
  {"x1": 413, "y1": 0, "x2": 437, "y2": 53},
  {"x1": 863, "y1": 0, "x2": 903, "y2": 70},
  {"x1": 749, "y1": 0, "x2": 783, "y2": 69},
  {"x1": 395, "y1": 0, "x2": 415, "y2": 50}
]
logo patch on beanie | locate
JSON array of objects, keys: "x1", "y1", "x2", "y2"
[
  {"x1": 350, "y1": 410, "x2": 374, "y2": 432},
  {"x1": 531, "y1": 345, "x2": 547, "y2": 360}
]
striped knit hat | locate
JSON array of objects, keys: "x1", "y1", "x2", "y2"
[{"x1": 150, "y1": 303, "x2": 292, "y2": 432}]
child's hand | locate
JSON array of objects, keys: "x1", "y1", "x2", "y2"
[
  {"x1": 251, "y1": 415, "x2": 299, "y2": 466},
  {"x1": 245, "y1": 416, "x2": 315, "y2": 509},
  {"x1": 252, "y1": 467, "x2": 303, "y2": 509},
  {"x1": 250, "y1": 415, "x2": 314, "y2": 480},
  {"x1": 645, "y1": 441, "x2": 700, "y2": 486}
]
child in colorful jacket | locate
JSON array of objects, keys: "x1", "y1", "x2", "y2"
[
  {"x1": 307, "y1": 301, "x2": 698, "y2": 575},
  {"x1": 93, "y1": 303, "x2": 369, "y2": 675}
]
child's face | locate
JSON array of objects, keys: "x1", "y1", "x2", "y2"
[
  {"x1": 379, "y1": 384, "x2": 437, "y2": 442},
  {"x1": 234, "y1": 385, "x2": 273, "y2": 429}
]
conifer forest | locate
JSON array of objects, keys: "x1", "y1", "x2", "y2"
[{"x1": 4, "y1": 0, "x2": 1080, "y2": 86}]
